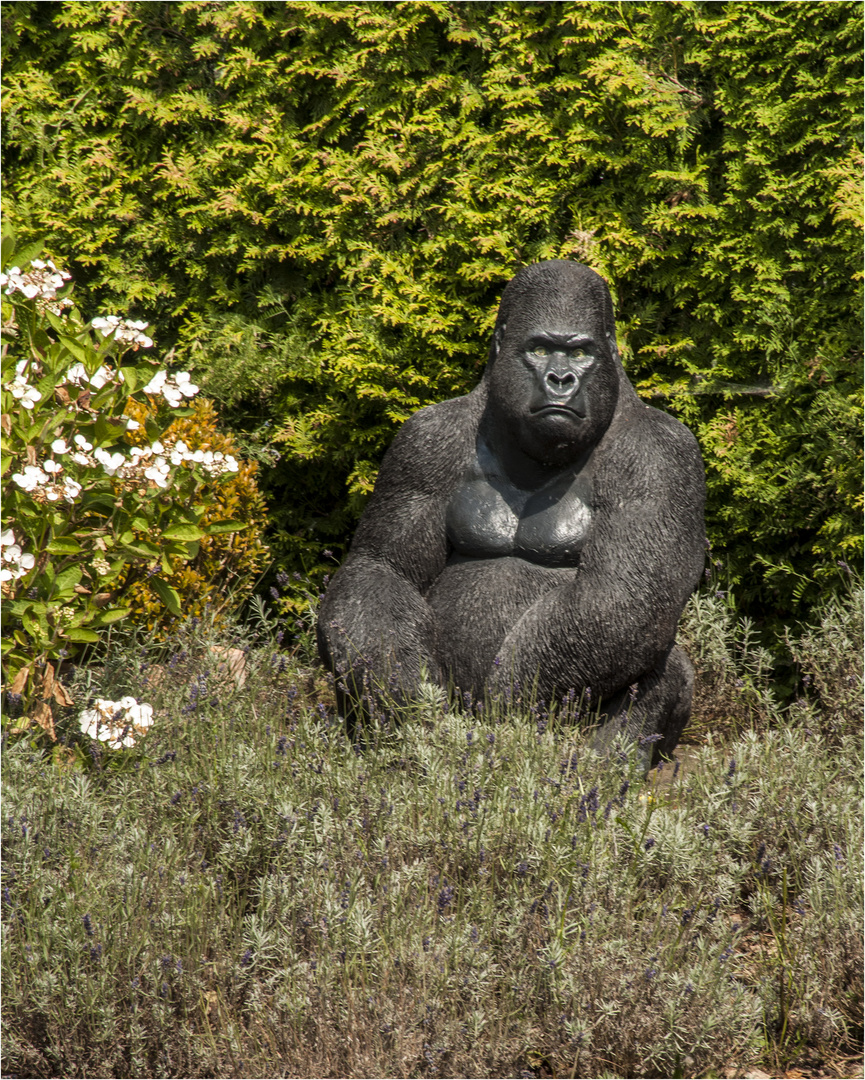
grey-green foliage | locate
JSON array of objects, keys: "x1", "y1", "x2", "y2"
[
  {"x1": 3, "y1": 1, "x2": 862, "y2": 621},
  {"x1": 2, "y1": 595, "x2": 862, "y2": 1079}
]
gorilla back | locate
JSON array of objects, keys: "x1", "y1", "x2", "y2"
[{"x1": 316, "y1": 261, "x2": 706, "y2": 765}]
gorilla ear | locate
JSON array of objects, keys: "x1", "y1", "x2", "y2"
[{"x1": 605, "y1": 328, "x2": 619, "y2": 362}]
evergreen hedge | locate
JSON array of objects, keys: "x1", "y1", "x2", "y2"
[{"x1": 3, "y1": 0, "x2": 862, "y2": 624}]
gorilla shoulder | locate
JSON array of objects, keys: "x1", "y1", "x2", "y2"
[
  {"x1": 600, "y1": 400, "x2": 705, "y2": 497},
  {"x1": 379, "y1": 391, "x2": 481, "y2": 489}
]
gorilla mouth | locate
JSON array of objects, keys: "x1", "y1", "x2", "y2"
[{"x1": 532, "y1": 404, "x2": 585, "y2": 420}]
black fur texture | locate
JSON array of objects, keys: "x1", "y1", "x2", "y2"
[{"x1": 317, "y1": 261, "x2": 706, "y2": 764}]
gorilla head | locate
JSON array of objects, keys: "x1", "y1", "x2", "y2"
[{"x1": 484, "y1": 261, "x2": 621, "y2": 468}]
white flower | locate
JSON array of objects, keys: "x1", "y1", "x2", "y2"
[
  {"x1": 151, "y1": 441, "x2": 164, "y2": 454},
  {"x1": 65, "y1": 364, "x2": 110, "y2": 389},
  {"x1": 94, "y1": 448, "x2": 126, "y2": 475},
  {"x1": 12, "y1": 465, "x2": 49, "y2": 491},
  {"x1": 43, "y1": 459, "x2": 62, "y2": 474},
  {"x1": 51, "y1": 439, "x2": 70, "y2": 455},
  {"x1": 65, "y1": 364, "x2": 88, "y2": 386},
  {"x1": 3, "y1": 259, "x2": 71, "y2": 303},
  {"x1": 125, "y1": 418, "x2": 140, "y2": 430},
  {"x1": 91, "y1": 316, "x2": 120, "y2": 335},
  {"x1": 78, "y1": 697, "x2": 154, "y2": 749},
  {"x1": 144, "y1": 460, "x2": 171, "y2": 488},
  {"x1": 6, "y1": 374, "x2": 42, "y2": 409},
  {"x1": 89, "y1": 366, "x2": 110, "y2": 390},
  {"x1": 93, "y1": 315, "x2": 153, "y2": 349},
  {"x1": 70, "y1": 452, "x2": 91, "y2": 466},
  {"x1": 0, "y1": 538, "x2": 36, "y2": 582},
  {"x1": 63, "y1": 477, "x2": 82, "y2": 501},
  {"x1": 128, "y1": 702, "x2": 154, "y2": 731},
  {"x1": 142, "y1": 370, "x2": 167, "y2": 395},
  {"x1": 74, "y1": 434, "x2": 93, "y2": 450},
  {"x1": 175, "y1": 371, "x2": 199, "y2": 397}
]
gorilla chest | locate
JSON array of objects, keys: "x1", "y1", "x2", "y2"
[{"x1": 445, "y1": 468, "x2": 593, "y2": 567}]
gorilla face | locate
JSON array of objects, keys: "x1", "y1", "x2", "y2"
[{"x1": 486, "y1": 262, "x2": 620, "y2": 468}]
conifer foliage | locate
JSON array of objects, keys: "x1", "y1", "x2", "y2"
[{"x1": 3, "y1": 1, "x2": 861, "y2": 621}]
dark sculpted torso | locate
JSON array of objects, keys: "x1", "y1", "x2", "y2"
[
  {"x1": 426, "y1": 432, "x2": 593, "y2": 697},
  {"x1": 444, "y1": 435, "x2": 593, "y2": 565}
]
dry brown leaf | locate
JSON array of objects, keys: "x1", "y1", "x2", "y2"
[
  {"x1": 31, "y1": 701, "x2": 56, "y2": 741},
  {"x1": 10, "y1": 665, "x2": 30, "y2": 694},
  {"x1": 41, "y1": 662, "x2": 55, "y2": 700},
  {"x1": 54, "y1": 385, "x2": 71, "y2": 405},
  {"x1": 53, "y1": 679, "x2": 74, "y2": 707},
  {"x1": 0, "y1": 413, "x2": 10, "y2": 436}
]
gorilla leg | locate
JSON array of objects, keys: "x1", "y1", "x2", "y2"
[{"x1": 590, "y1": 644, "x2": 694, "y2": 770}]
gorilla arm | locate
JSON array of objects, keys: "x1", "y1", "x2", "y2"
[
  {"x1": 316, "y1": 397, "x2": 474, "y2": 704},
  {"x1": 488, "y1": 411, "x2": 706, "y2": 701}
]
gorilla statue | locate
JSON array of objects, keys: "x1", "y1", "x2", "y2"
[{"x1": 317, "y1": 261, "x2": 706, "y2": 766}]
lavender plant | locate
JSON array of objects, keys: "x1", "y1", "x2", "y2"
[{"x1": 1, "y1": 590, "x2": 861, "y2": 1079}]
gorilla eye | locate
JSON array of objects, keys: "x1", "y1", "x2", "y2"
[
  {"x1": 532, "y1": 346, "x2": 549, "y2": 357},
  {"x1": 570, "y1": 348, "x2": 586, "y2": 358}
]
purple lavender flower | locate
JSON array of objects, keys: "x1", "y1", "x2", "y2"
[{"x1": 437, "y1": 885, "x2": 455, "y2": 914}]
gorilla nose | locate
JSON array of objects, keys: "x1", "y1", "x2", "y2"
[{"x1": 544, "y1": 370, "x2": 577, "y2": 396}]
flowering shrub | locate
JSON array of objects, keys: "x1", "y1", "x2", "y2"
[
  {"x1": 119, "y1": 396, "x2": 270, "y2": 635},
  {"x1": 0, "y1": 231, "x2": 264, "y2": 737}
]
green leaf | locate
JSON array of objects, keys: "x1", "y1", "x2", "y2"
[
  {"x1": 206, "y1": 520, "x2": 247, "y2": 535},
  {"x1": 119, "y1": 365, "x2": 139, "y2": 392},
  {"x1": 7, "y1": 238, "x2": 44, "y2": 270},
  {"x1": 54, "y1": 565, "x2": 83, "y2": 592},
  {"x1": 1, "y1": 228, "x2": 16, "y2": 268},
  {"x1": 64, "y1": 628, "x2": 100, "y2": 643},
  {"x1": 57, "y1": 335, "x2": 90, "y2": 363},
  {"x1": 20, "y1": 612, "x2": 45, "y2": 642},
  {"x1": 161, "y1": 523, "x2": 206, "y2": 541},
  {"x1": 95, "y1": 608, "x2": 130, "y2": 626},
  {"x1": 46, "y1": 537, "x2": 83, "y2": 555},
  {"x1": 150, "y1": 577, "x2": 182, "y2": 617},
  {"x1": 122, "y1": 541, "x2": 161, "y2": 558}
]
